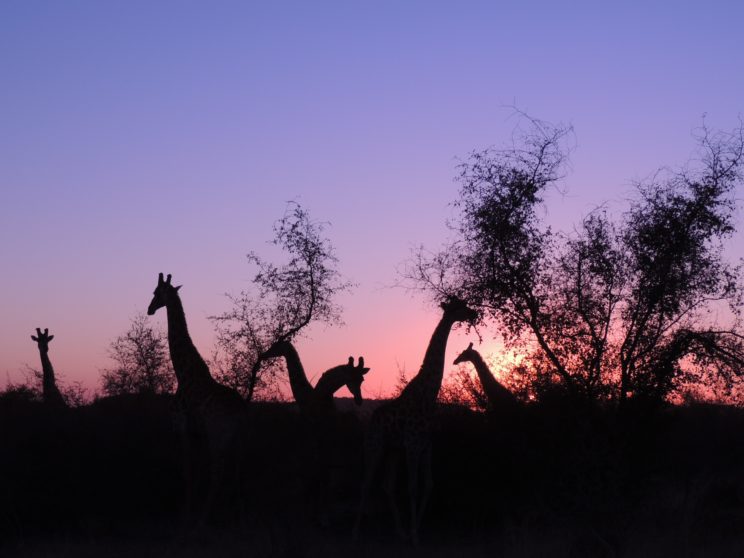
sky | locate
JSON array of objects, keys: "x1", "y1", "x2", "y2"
[{"x1": 1, "y1": 1, "x2": 743, "y2": 399}]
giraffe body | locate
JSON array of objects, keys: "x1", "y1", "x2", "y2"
[
  {"x1": 147, "y1": 273, "x2": 246, "y2": 527},
  {"x1": 30, "y1": 328, "x2": 67, "y2": 409},
  {"x1": 353, "y1": 297, "x2": 477, "y2": 544}
]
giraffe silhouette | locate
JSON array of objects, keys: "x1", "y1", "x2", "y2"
[
  {"x1": 261, "y1": 340, "x2": 370, "y2": 524},
  {"x1": 30, "y1": 328, "x2": 67, "y2": 408},
  {"x1": 453, "y1": 342, "x2": 519, "y2": 411},
  {"x1": 353, "y1": 296, "x2": 477, "y2": 544},
  {"x1": 260, "y1": 339, "x2": 370, "y2": 415},
  {"x1": 147, "y1": 272, "x2": 246, "y2": 527}
]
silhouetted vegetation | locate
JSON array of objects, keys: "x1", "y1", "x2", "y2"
[
  {"x1": 100, "y1": 314, "x2": 174, "y2": 396},
  {"x1": 407, "y1": 116, "x2": 744, "y2": 404},
  {"x1": 4, "y1": 395, "x2": 744, "y2": 556},
  {"x1": 211, "y1": 201, "x2": 354, "y2": 401}
]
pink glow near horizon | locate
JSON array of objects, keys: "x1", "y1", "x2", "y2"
[{"x1": 1, "y1": 2, "x2": 743, "y2": 398}]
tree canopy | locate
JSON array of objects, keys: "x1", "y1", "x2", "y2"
[
  {"x1": 100, "y1": 314, "x2": 174, "y2": 396},
  {"x1": 408, "y1": 117, "x2": 744, "y2": 403},
  {"x1": 211, "y1": 201, "x2": 354, "y2": 401}
]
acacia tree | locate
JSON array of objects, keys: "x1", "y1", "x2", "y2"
[
  {"x1": 211, "y1": 201, "x2": 354, "y2": 401},
  {"x1": 408, "y1": 117, "x2": 744, "y2": 403},
  {"x1": 100, "y1": 314, "x2": 174, "y2": 396}
]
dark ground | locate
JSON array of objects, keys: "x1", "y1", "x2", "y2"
[{"x1": 2, "y1": 392, "x2": 744, "y2": 557}]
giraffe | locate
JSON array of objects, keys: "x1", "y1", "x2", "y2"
[
  {"x1": 30, "y1": 328, "x2": 67, "y2": 408},
  {"x1": 260, "y1": 339, "x2": 370, "y2": 415},
  {"x1": 313, "y1": 355, "x2": 370, "y2": 411},
  {"x1": 453, "y1": 342, "x2": 519, "y2": 411},
  {"x1": 147, "y1": 272, "x2": 246, "y2": 527},
  {"x1": 261, "y1": 340, "x2": 370, "y2": 523},
  {"x1": 353, "y1": 296, "x2": 478, "y2": 544}
]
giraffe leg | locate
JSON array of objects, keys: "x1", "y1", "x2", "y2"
[
  {"x1": 352, "y1": 439, "x2": 382, "y2": 541},
  {"x1": 405, "y1": 446, "x2": 422, "y2": 546},
  {"x1": 384, "y1": 454, "x2": 407, "y2": 540},
  {"x1": 415, "y1": 443, "x2": 433, "y2": 536},
  {"x1": 198, "y1": 428, "x2": 234, "y2": 529},
  {"x1": 178, "y1": 426, "x2": 197, "y2": 530}
]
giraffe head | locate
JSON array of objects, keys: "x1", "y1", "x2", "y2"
[
  {"x1": 147, "y1": 273, "x2": 182, "y2": 316},
  {"x1": 342, "y1": 356, "x2": 370, "y2": 406},
  {"x1": 261, "y1": 339, "x2": 293, "y2": 360},
  {"x1": 31, "y1": 328, "x2": 54, "y2": 353},
  {"x1": 453, "y1": 342, "x2": 477, "y2": 365},
  {"x1": 440, "y1": 296, "x2": 478, "y2": 325}
]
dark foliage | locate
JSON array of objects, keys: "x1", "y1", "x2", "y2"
[
  {"x1": 100, "y1": 314, "x2": 174, "y2": 396},
  {"x1": 407, "y1": 117, "x2": 744, "y2": 403},
  {"x1": 5, "y1": 396, "x2": 744, "y2": 555}
]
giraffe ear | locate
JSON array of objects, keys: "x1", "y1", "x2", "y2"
[
  {"x1": 361, "y1": 367, "x2": 370, "y2": 375},
  {"x1": 174, "y1": 285, "x2": 182, "y2": 292},
  {"x1": 31, "y1": 335, "x2": 38, "y2": 342},
  {"x1": 47, "y1": 335, "x2": 54, "y2": 342}
]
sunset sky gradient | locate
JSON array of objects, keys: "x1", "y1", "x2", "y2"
[{"x1": 2, "y1": 2, "x2": 743, "y2": 398}]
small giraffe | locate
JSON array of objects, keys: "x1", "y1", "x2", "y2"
[
  {"x1": 147, "y1": 273, "x2": 246, "y2": 527},
  {"x1": 353, "y1": 296, "x2": 477, "y2": 544},
  {"x1": 262, "y1": 340, "x2": 370, "y2": 523},
  {"x1": 453, "y1": 342, "x2": 519, "y2": 411},
  {"x1": 261, "y1": 339, "x2": 370, "y2": 415},
  {"x1": 314, "y1": 356, "x2": 370, "y2": 411},
  {"x1": 30, "y1": 328, "x2": 67, "y2": 408}
]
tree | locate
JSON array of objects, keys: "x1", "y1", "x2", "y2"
[
  {"x1": 1, "y1": 368, "x2": 89, "y2": 407},
  {"x1": 211, "y1": 201, "x2": 354, "y2": 401},
  {"x1": 100, "y1": 314, "x2": 174, "y2": 396},
  {"x1": 407, "y1": 116, "x2": 744, "y2": 403}
]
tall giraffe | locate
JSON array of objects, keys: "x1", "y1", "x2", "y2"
[
  {"x1": 30, "y1": 328, "x2": 67, "y2": 408},
  {"x1": 453, "y1": 342, "x2": 519, "y2": 411},
  {"x1": 260, "y1": 339, "x2": 370, "y2": 415},
  {"x1": 353, "y1": 297, "x2": 477, "y2": 544},
  {"x1": 147, "y1": 273, "x2": 246, "y2": 526}
]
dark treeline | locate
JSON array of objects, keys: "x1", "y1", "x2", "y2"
[{"x1": 3, "y1": 394, "x2": 744, "y2": 556}]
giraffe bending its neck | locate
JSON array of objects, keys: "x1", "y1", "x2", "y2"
[
  {"x1": 261, "y1": 339, "x2": 370, "y2": 415},
  {"x1": 353, "y1": 296, "x2": 477, "y2": 545},
  {"x1": 314, "y1": 356, "x2": 369, "y2": 408},
  {"x1": 453, "y1": 342, "x2": 519, "y2": 411},
  {"x1": 31, "y1": 328, "x2": 67, "y2": 408},
  {"x1": 147, "y1": 272, "x2": 246, "y2": 527},
  {"x1": 261, "y1": 340, "x2": 314, "y2": 408}
]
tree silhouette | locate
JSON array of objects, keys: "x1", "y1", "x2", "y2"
[
  {"x1": 100, "y1": 314, "x2": 174, "y2": 396},
  {"x1": 211, "y1": 201, "x2": 354, "y2": 401},
  {"x1": 407, "y1": 116, "x2": 744, "y2": 403}
]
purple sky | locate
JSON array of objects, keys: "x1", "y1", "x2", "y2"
[{"x1": 2, "y1": 2, "x2": 743, "y2": 399}]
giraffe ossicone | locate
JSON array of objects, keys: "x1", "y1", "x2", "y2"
[{"x1": 31, "y1": 327, "x2": 66, "y2": 408}]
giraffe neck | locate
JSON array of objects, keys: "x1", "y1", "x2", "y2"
[
  {"x1": 165, "y1": 293, "x2": 214, "y2": 389},
  {"x1": 313, "y1": 365, "x2": 349, "y2": 403},
  {"x1": 465, "y1": 351, "x2": 517, "y2": 407},
  {"x1": 400, "y1": 313, "x2": 457, "y2": 404},
  {"x1": 276, "y1": 343, "x2": 314, "y2": 406},
  {"x1": 38, "y1": 349, "x2": 65, "y2": 407}
]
